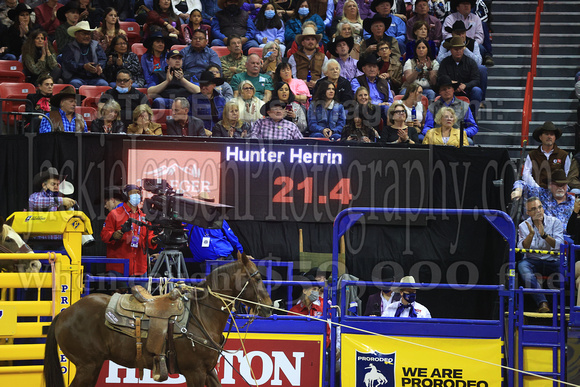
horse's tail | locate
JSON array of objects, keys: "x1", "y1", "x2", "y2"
[{"x1": 43, "y1": 313, "x2": 65, "y2": 387}]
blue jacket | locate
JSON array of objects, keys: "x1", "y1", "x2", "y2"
[
  {"x1": 180, "y1": 45, "x2": 222, "y2": 81},
  {"x1": 188, "y1": 91, "x2": 226, "y2": 132},
  {"x1": 186, "y1": 220, "x2": 243, "y2": 262},
  {"x1": 141, "y1": 52, "x2": 167, "y2": 88},
  {"x1": 307, "y1": 101, "x2": 346, "y2": 134},
  {"x1": 285, "y1": 14, "x2": 328, "y2": 45},
  {"x1": 255, "y1": 22, "x2": 285, "y2": 44}
]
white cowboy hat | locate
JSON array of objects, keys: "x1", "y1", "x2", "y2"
[
  {"x1": 399, "y1": 275, "x2": 420, "y2": 290},
  {"x1": 67, "y1": 21, "x2": 96, "y2": 37}
]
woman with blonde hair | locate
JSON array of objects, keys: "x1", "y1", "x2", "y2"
[
  {"x1": 127, "y1": 105, "x2": 163, "y2": 135},
  {"x1": 213, "y1": 100, "x2": 251, "y2": 138},
  {"x1": 91, "y1": 100, "x2": 125, "y2": 133},
  {"x1": 233, "y1": 80, "x2": 264, "y2": 125},
  {"x1": 338, "y1": 0, "x2": 363, "y2": 44},
  {"x1": 334, "y1": 21, "x2": 360, "y2": 60},
  {"x1": 423, "y1": 107, "x2": 469, "y2": 147}
]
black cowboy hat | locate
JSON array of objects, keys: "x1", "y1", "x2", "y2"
[
  {"x1": 357, "y1": 54, "x2": 380, "y2": 72},
  {"x1": 370, "y1": 0, "x2": 394, "y2": 13},
  {"x1": 143, "y1": 31, "x2": 172, "y2": 51},
  {"x1": 436, "y1": 75, "x2": 460, "y2": 92},
  {"x1": 50, "y1": 85, "x2": 85, "y2": 107},
  {"x1": 32, "y1": 167, "x2": 73, "y2": 193},
  {"x1": 57, "y1": 1, "x2": 80, "y2": 23},
  {"x1": 8, "y1": 3, "x2": 32, "y2": 22},
  {"x1": 450, "y1": 0, "x2": 476, "y2": 10},
  {"x1": 532, "y1": 121, "x2": 562, "y2": 142},
  {"x1": 327, "y1": 36, "x2": 354, "y2": 58},
  {"x1": 198, "y1": 70, "x2": 225, "y2": 86},
  {"x1": 260, "y1": 99, "x2": 287, "y2": 116},
  {"x1": 444, "y1": 20, "x2": 473, "y2": 34},
  {"x1": 363, "y1": 14, "x2": 392, "y2": 35}
]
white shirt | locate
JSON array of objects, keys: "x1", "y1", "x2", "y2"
[
  {"x1": 522, "y1": 151, "x2": 571, "y2": 188},
  {"x1": 382, "y1": 301, "x2": 432, "y2": 318}
]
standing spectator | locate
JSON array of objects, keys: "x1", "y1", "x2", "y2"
[
  {"x1": 182, "y1": 9, "x2": 210, "y2": 44},
  {"x1": 406, "y1": 0, "x2": 442, "y2": 46},
  {"x1": 233, "y1": 80, "x2": 264, "y2": 125},
  {"x1": 312, "y1": 59, "x2": 354, "y2": 106},
  {"x1": 211, "y1": 0, "x2": 259, "y2": 52},
  {"x1": 92, "y1": 7, "x2": 126, "y2": 52},
  {"x1": 273, "y1": 81, "x2": 307, "y2": 133},
  {"x1": 254, "y1": 2, "x2": 285, "y2": 55},
  {"x1": 181, "y1": 28, "x2": 221, "y2": 80},
  {"x1": 34, "y1": 0, "x2": 63, "y2": 40},
  {"x1": 99, "y1": 69, "x2": 150, "y2": 128},
  {"x1": 249, "y1": 99, "x2": 303, "y2": 139},
  {"x1": 39, "y1": 86, "x2": 88, "y2": 133},
  {"x1": 231, "y1": 53, "x2": 273, "y2": 101},
  {"x1": 188, "y1": 70, "x2": 226, "y2": 133},
  {"x1": 284, "y1": 0, "x2": 327, "y2": 47},
  {"x1": 141, "y1": 31, "x2": 170, "y2": 88},
  {"x1": 145, "y1": 0, "x2": 182, "y2": 46},
  {"x1": 272, "y1": 62, "x2": 310, "y2": 105},
  {"x1": 220, "y1": 35, "x2": 247, "y2": 82},
  {"x1": 368, "y1": 0, "x2": 406, "y2": 55},
  {"x1": 360, "y1": 14, "x2": 400, "y2": 59},
  {"x1": 91, "y1": 99, "x2": 126, "y2": 133},
  {"x1": 288, "y1": 26, "x2": 328, "y2": 90},
  {"x1": 376, "y1": 39, "x2": 402, "y2": 94},
  {"x1": 328, "y1": 35, "x2": 362, "y2": 82},
  {"x1": 126, "y1": 104, "x2": 163, "y2": 135},
  {"x1": 423, "y1": 106, "x2": 469, "y2": 147},
  {"x1": 22, "y1": 29, "x2": 61, "y2": 81},
  {"x1": 104, "y1": 35, "x2": 145, "y2": 87},
  {"x1": 308, "y1": 79, "x2": 346, "y2": 140},
  {"x1": 166, "y1": 97, "x2": 206, "y2": 136},
  {"x1": 381, "y1": 102, "x2": 419, "y2": 144},
  {"x1": 5, "y1": 3, "x2": 39, "y2": 59},
  {"x1": 55, "y1": 1, "x2": 80, "y2": 53},
  {"x1": 212, "y1": 100, "x2": 251, "y2": 138},
  {"x1": 402, "y1": 39, "x2": 438, "y2": 101}
]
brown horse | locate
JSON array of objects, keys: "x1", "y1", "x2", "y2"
[
  {"x1": 43, "y1": 253, "x2": 273, "y2": 387},
  {"x1": 0, "y1": 216, "x2": 39, "y2": 272}
]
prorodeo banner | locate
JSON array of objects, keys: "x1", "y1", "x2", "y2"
[{"x1": 342, "y1": 334, "x2": 502, "y2": 387}]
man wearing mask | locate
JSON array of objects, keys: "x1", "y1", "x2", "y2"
[
  {"x1": 100, "y1": 184, "x2": 158, "y2": 277},
  {"x1": 383, "y1": 276, "x2": 431, "y2": 318},
  {"x1": 99, "y1": 70, "x2": 149, "y2": 128}
]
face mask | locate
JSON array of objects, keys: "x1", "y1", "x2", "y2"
[
  {"x1": 298, "y1": 7, "x2": 309, "y2": 16},
  {"x1": 116, "y1": 86, "x2": 129, "y2": 93},
  {"x1": 308, "y1": 290, "x2": 319, "y2": 302},
  {"x1": 45, "y1": 189, "x2": 58, "y2": 197},
  {"x1": 403, "y1": 292, "x2": 416, "y2": 304},
  {"x1": 129, "y1": 193, "x2": 141, "y2": 207},
  {"x1": 265, "y1": 9, "x2": 276, "y2": 19},
  {"x1": 226, "y1": 4, "x2": 238, "y2": 13}
]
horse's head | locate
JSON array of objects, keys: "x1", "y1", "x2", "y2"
[{"x1": 0, "y1": 217, "x2": 38, "y2": 273}]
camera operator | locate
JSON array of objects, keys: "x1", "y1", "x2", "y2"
[{"x1": 100, "y1": 184, "x2": 158, "y2": 277}]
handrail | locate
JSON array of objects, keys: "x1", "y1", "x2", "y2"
[{"x1": 520, "y1": 0, "x2": 544, "y2": 145}]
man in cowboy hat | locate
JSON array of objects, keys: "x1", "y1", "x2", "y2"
[
  {"x1": 328, "y1": 36, "x2": 362, "y2": 82},
  {"x1": 61, "y1": 20, "x2": 108, "y2": 88},
  {"x1": 288, "y1": 26, "x2": 328, "y2": 90},
  {"x1": 249, "y1": 99, "x2": 303, "y2": 140},
  {"x1": 181, "y1": 28, "x2": 222, "y2": 81},
  {"x1": 147, "y1": 49, "x2": 200, "y2": 109},
  {"x1": 99, "y1": 69, "x2": 149, "y2": 128},
  {"x1": 517, "y1": 196, "x2": 564, "y2": 313},
  {"x1": 166, "y1": 97, "x2": 206, "y2": 137},
  {"x1": 54, "y1": 1, "x2": 79, "y2": 52},
  {"x1": 38, "y1": 86, "x2": 87, "y2": 133},
  {"x1": 360, "y1": 14, "x2": 401, "y2": 59},
  {"x1": 406, "y1": 0, "x2": 442, "y2": 45},
  {"x1": 210, "y1": 0, "x2": 259, "y2": 53},
  {"x1": 383, "y1": 276, "x2": 431, "y2": 318},
  {"x1": 35, "y1": 0, "x2": 64, "y2": 40},
  {"x1": 521, "y1": 122, "x2": 570, "y2": 190},
  {"x1": 189, "y1": 70, "x2": 226, "y2": 133},
  {"x1": 423, "y1": 75, "x2": 478, "y2": 141},
  {"x1": 230, "y1": 53, "x2": 273, "y2": 101},
  {"x1": 367, "y1": 0, "x2": 406, "y2": 54},
  {"x1": 352, "y1": 54, "x2": 393, "y2": 106}
]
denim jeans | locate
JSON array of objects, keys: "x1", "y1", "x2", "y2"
[{"x1": 517, "y1": 257, "x2": 561, "y2": 306}]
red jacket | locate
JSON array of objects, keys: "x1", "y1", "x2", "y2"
[{"x1": 100, "y1": 203, "x2": 156, "y2": 276}]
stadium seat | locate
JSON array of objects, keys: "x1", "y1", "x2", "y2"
[
  {"x1": 170, "y1": 45, "x2": 187, "y2": 52},
  {"x1": 120, "y1": 21, "x2": 141, "y2": 46},
  {"x1": 248, "y1": 47, "x2": 262, "y2": 57},
  {"x1": 79, "y1": 85, "x2": 111, "y2": 109},
  {"x1": 0, "y1": 82, "x2": 35, "y2": 126},
  {"x1": 0, "y1": 60, "x2": 25, "y2": 83},
  {"x1": 75, "y1": 106, "x2": 97, "y2": 130},
  {"x1": 131, "y1": 43, "x2": 147, "y2": 61},
  {"x1": 211, "y1": 46, "x2": 230, "y2": 57},
  {"x1": 151, "y1": 108, "x2": 172, "y2": 134},
  {"x1": 456, "y1": 95, "x2": 470, "y2": 104}
]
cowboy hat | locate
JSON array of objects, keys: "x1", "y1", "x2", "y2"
[
  {"x1": 295, "y1": 26, "x2": 322, "y2": 46},
  {"x1": 370, "y1": 0, "x2": 393, "y2": 13},
  {"x1": 442, "y1": 36, "x2": 466, "y2": 50},
  {"x1": 8, "y1": 3, "x2": 32, "y2": 22},
  {"x1": 444, "y1": 20, "x2": 473, "y2": 34},
  {"x1": 196, "y1": 191, "x2": 215, "y2": 202},
  {"x1": 143, "y1": 31, "x2": 172, "y2": 51},
  {"x1": 436, "y1": 75, "x2": 460, "y2": 92},
  {"x1": 398, "y1": 275, "x2": 420, "y2": 290},
  {"x1": 260, "y1": 99, "x2": 287, "y2": 116},
  {"x1": 450, "y1": 0, "x2": 476, "y2": 10},
  {"x1": 32, "y1": 167, "x2": 74, "y2": 194},
  {"x1": 50, "y1": 86, "x2": 85, "y2": 107},
  {"x1": 327, "y1": 36, "x2": 354, "y2": 58},
  {"x1": 67, "y1": 20, "x2": 96, "y2": 37},
  {"x1": 57, "y1": 1, "x2": 80, "y2": 23},
  {"x1": 357, "y1": 54, "x2": 380, "y2": 72},
  {"x1": 198, "y1": 70, "x2": 225, "y2": 86},
  {"x1": 217, "y1": 0, "x2": 243, "y2": 11},
  {"x1": 363, "y1": 14, "x2": 392, "y2": 35},
  {"x1": 546, "y1": 169, "x2": 569, "y2": 185},
  {"x1": 532, "y1": 121, "x2": 562, "y2": 142}
]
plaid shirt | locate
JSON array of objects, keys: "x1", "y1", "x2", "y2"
[
  {"x1": 249, "y1": 117, "x2": 303, "y2": 140},
  {"x1": 28, "y1": 190, "x2": 65, "y2": 240},
  {"x1": 39, "y1": 109, "x2": 88, "y2": 133}
]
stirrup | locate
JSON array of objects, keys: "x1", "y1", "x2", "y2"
[{"x1": 152, "y1": 355, "x2": 169, "y2": 382}]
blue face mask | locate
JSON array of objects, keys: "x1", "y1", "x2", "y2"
[
  {"x1": 403, "y1": 292, "x2": 416, "y2": 304},
  {"x1": 298, "y1": 7, "x2": 309, "y2": 16},
  {"x1": 116, "y1": 86, "x2": 129, "y2": 93},
  {"x1": 45, "y1": 189, "x2": 59, "y2": 197},
  {"x1": 265, "y1": 9, "x2": 276, "y2": 19},
  {"x1": 129, "y1": 193, "x2": 141, "y2": 207}
]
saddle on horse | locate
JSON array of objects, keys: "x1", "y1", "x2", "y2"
[{"x1": 105, "y1": 285, "x2": 187, "y2": 382}]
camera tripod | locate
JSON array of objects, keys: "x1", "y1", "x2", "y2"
[{"x1": 149, "y1": 249, "x2": 189, "y2": 292}]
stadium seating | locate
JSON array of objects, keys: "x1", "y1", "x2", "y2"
[{"x1": 79, "y1": 85, "x2": 111, "y2": 109}]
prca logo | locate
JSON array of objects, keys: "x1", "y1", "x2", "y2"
[{"x1": 356, "y1": 350, "x2": 395, "y2": 387}]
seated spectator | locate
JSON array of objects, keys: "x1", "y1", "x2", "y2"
[
  {"x1": 231, "y1": 53, "x2": 273, "y2": 101},
  {"x1": 182, "y1": 9, "x2": 210, "y2": 44},
  {"x1": 250, "y1": 99, "x2": 303, "y2": 139},
  {"x1": 6, "y1": 3, "x2": 39, "y2": 59},
  {"x1": 233, "y1": 80, "x2": 265, "y2": 125},
  {"x1": 181, "y1": 28, "x2": 221, "y2": 81},
  {"x1": 517, "y1": 196, "x2": 564, "y2": 313},
  {"x1": 335, "y1": 0, "x2": 373, "y2": 21},
  {"x1": 353, "y1": 86, "x2": 382, "y2": 128},
  {"x1": 285, "y1": 20, "x2": 325, "y2": 58},
  {"x1": 91, "y1": 99, "x2": 126, "y2": 133},
  {"x1": 145, "y1": 0, "x2": 182, "y2": 46},
  {"x1": 405, "y1": 21, "x2": 438, "y2": 60},
  {"x1": 147, "y1": 49, "x2": 200, "y2": 108},
  {"x1": 212, "y1": 100, "x2": 251, "y2": 138},
  {"x1": 399, "y1": 83, "x2": 425, "y2": 136},
  {"x1": 126, "y1": 104, "x2": 163, "y2": 135},
  {"x1": 402, "y1": 39, "x2": 438, "y2": 101},
  {"x1": 220, "y1": 35, "x2": 247, "y2": 82},
  {"x1": 284, "y1": 0, "x2": 328, "y2": 47},
  {"x1": 352, "y1": 54, "x2": 393, "y2": 107},
  {"x1": 211, "y1": 0, "x2": 259, "y2": 52},
  {"x1": 512, "y1": 169, "x2": 575, "y2": 230},
  {"x1": 27, "y1": 74, "x2": 54, "y2": 115},
  {"x1": 308, "y1": 79, "x2": 346, "y2": 141},
  {"x1": 207, "y1": 64, "x2": 234, "y2": 101},
  {"x1": 170, "y1": 0, "x2": 201, "y2": 24},
  {"x1": 364, "y1": 265, "x2": 398, "y2": 316},
  {"x1": 166, "y1": 97, "x2": 206, "y2": 136},
  {"x1": 254, "y1": 2, "x2": 286, "y2": 55},
  {"x1": 376, "y1": 40, "x2": 402, "y2": 94},
  {"x1": 423, "y1": 106, "x2": 469, "y2": 147},
  {"x1": 55, "y1": 1, "x2": 80, "y2": 53},
  {"x1": 35, "y1": 0, "x2": 64, "y2": 41},
  {"x1": 382, "y1": 276, "x2": 431, "y2": 318},
  {"x1": 141, "y1": 31, "x2": 170, "y2": 88},
  {"x1": 341, "y1": 106, "x2": 377, "y2": 143},
  {"x1": 336, "y1": 0, "x2": 364, "y2": 47},
  {"x1": 98, "y1": 0, "x2": 133, "y2": 21},
  {"x1": 334, "y1": 21, "x2": 361, "y2": 60},
  {"x1": 328, "y1": 36, "x2": 362, "y2": 82},
  {"x1": 260, "y1": 41, "x2": 283, "y2": 78},
  {"x1": 422, "y1": 75, "x2": 478, "y2": 140},
  {"x1": 288, "y1": 26, "x2": 328, "y2": 90},
  {"x1": 272, "y1": 62, "x2": 310, "y2": 105},
  {"x1": 360, "y1": 14, "x2": 401, "y2": 59},
  {"x1": 312, "y1": 59, "x2": 354, "y2": 106},
  {"x1": 21, "y1": 29, "x2": 61, "y2": 82},
  {"x1": 99, "y1": 69, "x2": 150, "y2": 128},
  {"x1": 104, "y1": 35, "x2": 146, "y2": 88},
  {"x1": 92, "y1": 7, "x2": 126, "y2": 52},
  {"x1": 77, "y1": 0, "x2": 104, "y2": 29},
  {"x1": 368, "y1": 0, "x2": 406, "y2": 55},
  {"x1": 380, "y1": 103, "x2": 419, "y2": 144},
  {"x1": 39, "y1": 86, "x2": 88, "y2": 133},
  {"x1": 188, "y1": 70, "x2": 226, "y2": 133},
  {"x1": 61, "y1": 21, "x2": 109, "y2": 88},
  {"x1": 406, "y1": 0, "x2": 442, "y2": 46},
  {"x1": 274, "y1": 81, "x2": 307, "y2": 133}
]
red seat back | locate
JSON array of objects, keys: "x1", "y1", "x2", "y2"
[
  {"x1": 120, "y1": 21, "x2": 141, "y2": 45},
  {"x1": 75, "y1": 106, "x2": 97, "y2": 130},
  {"x1": 131, "y1": 43, "x2": 147, "y2": 61},
  {"x1": 79, "y1": 85, "x2": 111, "y2": 109},
  {"x1": 151, "y1": 108, "x2": 172, "y2": 134},
  {"x1": 0, "y1": 82, "x2": 35, "y2": 124},
  {"x1": 212, "y1": 46, "x2": 230, "y2": 57}
]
